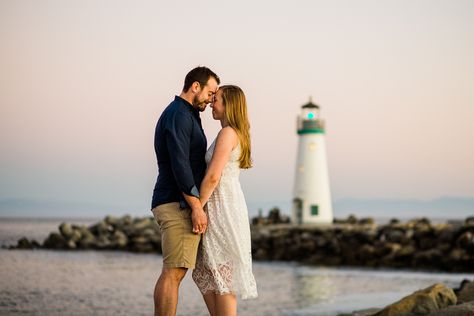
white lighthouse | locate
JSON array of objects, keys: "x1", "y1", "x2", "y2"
[{"x1": 292, "y1": 98, "x2": 333, "y2": 225}]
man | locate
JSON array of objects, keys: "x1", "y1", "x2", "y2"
[{"x1": 151, "y1": 66, "x2": 220, "y2": 316}]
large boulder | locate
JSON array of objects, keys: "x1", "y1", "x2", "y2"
[
  {"x1": 76, "y1": 225, "x2": 96, "y2": 249},
  {"x1": 337, "y1": 308, "x2": 380, "y2": 316},
  {"x1": 77, "y1": 235, "x2": 96, "y2": 249},
  {"x1": 43, "y1": 232, "x2": 67, "y2": 249},
  {"x1": 95, "y1": 235, "x2": 112, "y2": 249},
  {"x1": 66, "y1": 239, "x2": 77, "y2": 249},
  {"x1": 89, "y1": 220, "x2": 113, "y2": 236},
  {"x1": 371, "y1": 283, "x2": 457, "y2": 316},
  {"x1": 69, "y1": 227, "x2": 83, "y2": 243},
  {"x1": 465, "y1": 217, "x2": 474, "y2": 226},
  {"x1": 382, "y1": 228, "x2": 410, "y2": 245},
  {"x1": 252, "y1": 248, "x2": 269, "y2": 260},
  {"x1": 104, "y1": 215, "x2": 119, "y2": 226},
  {"x1": 338, "y1": 308, "x2": 381, "y2": 316},
  {"x1": 357, "y1": 244, "x2": 377, "y2": 265},
  {"x1": 14, "y1": 237, "x2": 39, "y2": 249},
  {"x1": 359, "y1": 217, "x2": 375, "y2": 225},
  {"x1": 446, "y1": 249, "x2": 473, "y2": 271},
  {"x1": 58, "y1": 223, "x2": 82, "y2": 246},
  {"x1": 456, "y1": 232, "x2": 474, "y2": 255},
  {"x1": 59, "y1": 223, "x2": 74, "y2": 239},
  {"x1": 456, "y1": 280, "x2": 474, "y2": 304},
  {"x1": 426, "y1": 301, "x2": 474, "y2": 316},
  {"x1": 111, "y1": 230, "x2": 128, "y2": 249},
  {"x1": 412, "y1": 249, "x2": 444, "y2": 268},
  {"x1": 130, "y1": 236, "x2": 154, "y2": 253},
  {"x1": 133, "y1": 218, "x2": 154, "y2": 231}
]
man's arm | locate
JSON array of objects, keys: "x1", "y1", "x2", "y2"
[{"x1": 166, "y1": 111, "x2": 207, "y2": 234}]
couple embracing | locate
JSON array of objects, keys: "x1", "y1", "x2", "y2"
[{"x1": 151, "y1": 66, "x2": 258, "y2": 316}]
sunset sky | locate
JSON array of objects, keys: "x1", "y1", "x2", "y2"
[{"x1": 1, "y1": 0, "x2": 473, "y2": 217}]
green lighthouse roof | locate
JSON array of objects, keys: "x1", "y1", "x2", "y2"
[{"x1": 301, "y1": 97, "x2": 319, "y2": 109}]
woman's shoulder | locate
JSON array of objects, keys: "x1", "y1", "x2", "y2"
[
  {"x1": 219, "y1": 126, "x2": 237, "y2": 136},
  {"x1": 216, "y1": 126, "x2": 238, "y2": 148}
]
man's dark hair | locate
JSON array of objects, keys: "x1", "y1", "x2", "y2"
[{"x1": 182, "y1": 66, "x2": 220, "y2": 92}]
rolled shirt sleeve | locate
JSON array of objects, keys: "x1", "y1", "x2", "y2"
[{"x1": 166, "y1": 110, "x2": 200, "y2": 198}]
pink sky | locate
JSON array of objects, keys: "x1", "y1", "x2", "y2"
[{"x1": 1, "y1": 0, "x2": 473, "y2": 216}]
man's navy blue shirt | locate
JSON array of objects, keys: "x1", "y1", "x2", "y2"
[{"x1": 151, "y1": 96, "x2": 207, "y2": 209}]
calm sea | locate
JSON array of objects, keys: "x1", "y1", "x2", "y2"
[{"x1": 0, "y1": 217, "x2": 473, "y2": 316}]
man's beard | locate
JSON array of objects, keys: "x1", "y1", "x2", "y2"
[{"x1": 192, "y1": 95, "x2": 208, "y2": 112}]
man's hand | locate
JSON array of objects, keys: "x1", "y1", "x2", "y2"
[{"x1": 191, "y1": 207, "x2": 208, "y2": 234}]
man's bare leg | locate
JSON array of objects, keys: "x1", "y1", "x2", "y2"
[{"x1": 154, "y1": 267, "x2": 187, "y2": 316}]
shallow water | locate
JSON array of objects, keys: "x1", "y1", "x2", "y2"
[
  {"x1": 0, "y1": 218, "x2": 473, "y2": 316},
  {"x1": 0, "y1": 217, "x2": 99, "y2": 248}
]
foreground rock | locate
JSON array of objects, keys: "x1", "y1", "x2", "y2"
[
  {"x1": 338, "y1": 308, "x2": 381, "y2": 316},
  {"x1": 427, "y1": 301, "x2": 474, "y2": 316},
  {"x1": 371, "y1": 283, "x2": 457, "y2": 316},
  {"x1": 339, "y1": 281, "x2": 474, "y2": 316},
  {"x1": 456, "y1": 280, "x2": 474, "y2": 305}
]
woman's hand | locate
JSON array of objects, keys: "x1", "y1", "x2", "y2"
[{"x1": 191, "y1": 206, "x2": 208, "y2": 234}]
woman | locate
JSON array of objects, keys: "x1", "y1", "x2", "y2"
[{"x1": 192, "y1": 85, "x2": 258, "y2": 316}]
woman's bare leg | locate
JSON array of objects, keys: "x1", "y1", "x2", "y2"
[
  {"x1": 203, "y1": 292, "x2": 217, "y2": 316},
  {"x1": 215, "y1": 293, "x2": 237, "y2": 316}
]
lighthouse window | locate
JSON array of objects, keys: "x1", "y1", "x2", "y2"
[
  {"x1": 307, "y1": 112, "x2": 315, "y2": 120},
  {"x1": 311, "y1": 205, "x2": 319, "y2": 216}
]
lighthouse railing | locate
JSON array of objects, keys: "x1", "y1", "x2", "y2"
[{"x1": 297, "y1": 119, "x2": 325, "y2": 131}]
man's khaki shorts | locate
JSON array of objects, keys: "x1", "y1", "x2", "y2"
[{"x1": 152, "y1": 202, "x2": 201, "y2": 269}]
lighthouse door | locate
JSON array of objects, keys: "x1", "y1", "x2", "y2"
[{"x1": 293, "y1": 198, "x2": 303, "y2": 224}]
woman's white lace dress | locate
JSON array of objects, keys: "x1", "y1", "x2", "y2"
[{"x1": 192, "y1": 139, "x2": 258, "y2": 300}]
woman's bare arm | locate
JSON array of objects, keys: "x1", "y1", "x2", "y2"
[{"x1": 199, "y1": 127, "x2": 238, "y2": 206}]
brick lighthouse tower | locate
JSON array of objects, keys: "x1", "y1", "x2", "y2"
[{"x1": 292, "y1": 98, "x2": 333, "y2": 224}]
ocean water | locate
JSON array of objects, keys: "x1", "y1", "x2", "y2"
[{"x1": 0, "y1": 218, "x2": 473, "y2": 316}]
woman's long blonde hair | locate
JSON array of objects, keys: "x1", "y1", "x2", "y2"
[{"x1": 220, "y1": 85, "x2": 252, "y2": 169}]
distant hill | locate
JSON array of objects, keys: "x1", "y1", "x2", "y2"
[
  {"x1": 1, "y1": 196, "x2": 473, "y2": 219},
  {"x1": 333, "y1": 196, "x2": 474, "y2": 219},
  {"x1": 0, "y1": 198, "x2": 144, "y2": 218}
]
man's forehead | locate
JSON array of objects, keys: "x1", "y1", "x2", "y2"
[{"x1": 207, "y1": 78, "x2": 218, "y2": 90}]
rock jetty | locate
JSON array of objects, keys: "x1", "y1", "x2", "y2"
[
  {"x1": 9, "y1": 211, "x2": 474, "y2": 272},
  {"x1": 250, "y1": 217, "x2": 474, "y2": 272},
  {"x1": 12, "y1": 215, "x2": 161, "y2": 253}
]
